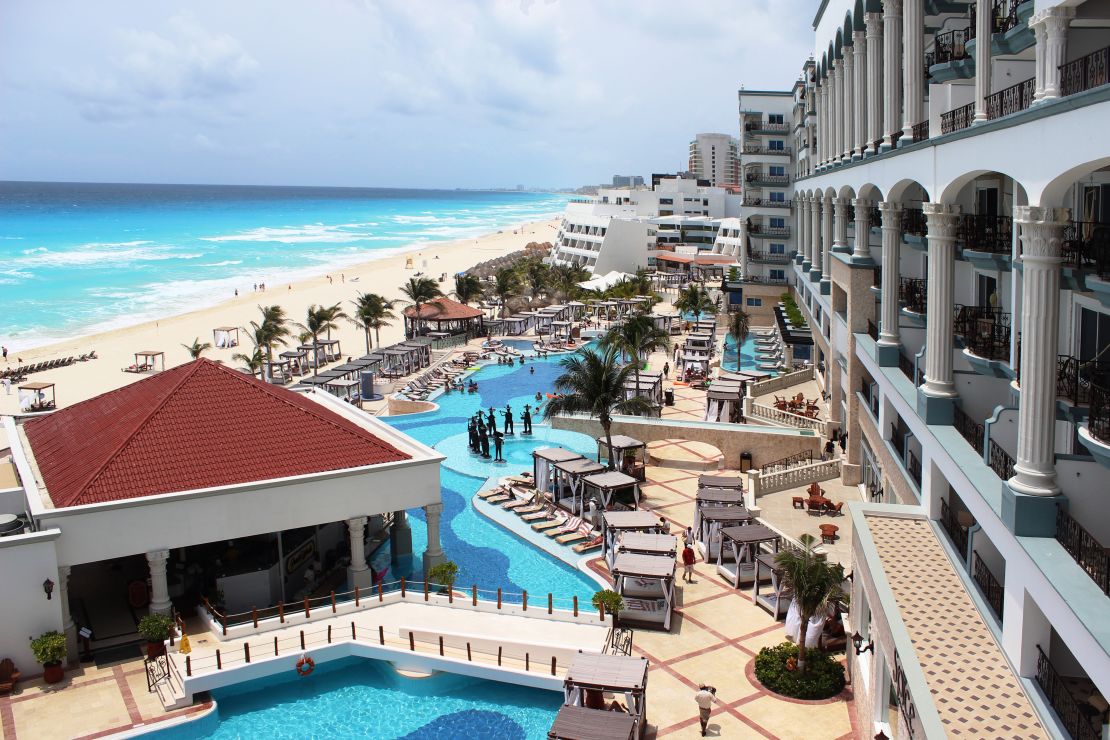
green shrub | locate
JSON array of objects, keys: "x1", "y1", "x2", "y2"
[
  {"x1": 754, "y1": 641, "x2": 845, "y2": 700},
  {"x1": 592, "y1": 589, "x2": 624, "y2": 616},
  {"x1": 137, "y1": 613, "x2": 174, "y2": 642},
  {"x1": 427, "y1": 560, "x2": 459, "y2": 590},
  {"x1": 30, "y1": 631, "x2": 67, "y2": 665},
  {"x1": 779, "y1": 293, "x2": 808, "y2": 329}
]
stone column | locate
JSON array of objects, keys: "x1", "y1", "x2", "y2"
[
  {"x1": 346, "y1": 516, "x2": 372, "y2": 590},
  {"x1": 901, "y1": 0, "x2": 924, "y2": 140},
  {"x1": 853, "y1": 30, "x2": 867, "y2": 158},
  {"x1": 822, "y1": 193, "x2": 834, "y2": 283},
  {"x1": 866, "y1": 13, "x2": 884, "y2": 154},
  {"x1": 920, "y1": 204, "x2": 962, "y2": 406},
  {"x1": 390, "y1": 509, "x2": 413, "y2": 568},
  {"x1": 801, "y1": 196, "x2": 813, "y2": 270},
  {"x1": 58, "y1": 565, "x2": 78, "y2": 664},
  {"x1": 422, "y1": 502, "x2": 446, "y2": 574},
  {"x1": 1032, "y1": 18, "x2": 1047, "y2": 102},
  {"x1": 810, "y1": 197, "x2": 823, "y2": 281},
  {"x1": 831, "y1": 62, "x2": 843, "y2": 163},
  {"x1": 1035, "y1": 8, "x2": 1075, "y2": 101},
  {"x1": 1011, "y1": 207, "x2": 1068, "y2": 497},
  {"x1": 814, "y1": 85, "x2": 824, "y2": 166},
  {"x1": 882, "y1": 0, "x2": 903, "y2": 150},
  {"x1": 974, "y1": 0, "x2": 992, "y2": 123},
  {"x1": 738, "y1": 219, "x2": 749, "y2": 278},
  {"x1": 833, "y1": 197, "x2": 850, "y2": 253},
  {"x1": 877, "y1": 202, "x2": 903, "y2": 356},
  {"x1": 146, "y1": 549, "x2": 172, "y2": 616},
  {"x1": 853, "y1": 198, "x2": 872, "y2": 259},
  {"x1": 842, "y1": 49, "x2": 855, "y2": 161}
]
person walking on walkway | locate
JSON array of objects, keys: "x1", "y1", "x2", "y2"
[
  {"x1": 695, "y1": 685, "x2": 716, "y2": 736},
  {"x1": 681, "y1": 543, "x2": 696, "y2": 583}
]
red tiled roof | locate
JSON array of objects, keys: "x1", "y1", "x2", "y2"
[
  {"x1": 22, "y1": 359, "x2": 410, "y2": 508},
  {"x1": 402, "y1": 297, "x2": 483, "y2": 321}
]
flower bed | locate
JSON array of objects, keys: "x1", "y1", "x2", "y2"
[{"x1": 754, "y1": 642, "x2": 845, "y2": 700}]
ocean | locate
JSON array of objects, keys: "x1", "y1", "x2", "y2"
[{"x1": 0, "y1": 182, "x2": 567, "y2": 350}]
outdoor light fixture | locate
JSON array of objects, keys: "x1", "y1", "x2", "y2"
[
  {"x1": 852, "y1": 631, "x2": 874, "y2": 655},
  {"x1": 43, "y1": 578, "x2": 55, "y2": 600},
  {"x1": 874, "y1": 731, "x2": 889, "y2": 740}
]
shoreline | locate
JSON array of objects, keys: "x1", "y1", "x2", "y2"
[{"x1": 0, "y1": 216, "x2": 560, "y2": 415}]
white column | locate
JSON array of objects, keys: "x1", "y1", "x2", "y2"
[
  {"x1": 1032, "y1": 18, "x2": 1047, "y2": 102},
  {"x1": 973, "y1": 0, "x2": 992, "y2": 122},
  {"x1": 822, "y1": 193, "x2": 834, "y2": 280},
  {"x1": 878, "y1": 202, "x2": 903, "y2": 345},
  {"x1": 834, "y1": 197, "x2": 850, "y2": 252},
  {"x1": 346, "y1": 516, "x2": 372, "y2": 589},
  {"x1": 866, "y1": 13, "x2": 884, "y2": 154},
  {"x1": 811, "y1": 196, "x2": 823, "y2": 276},
  {"x1": 901, "y1": 0, "x2": 923, "y2": 140},
  {"x1": 58, "y1": 565, "x2": 77, "y2": 664},
  {"x1": 146, "y1": 549, "x2": 172, "y2": 616},
  {"x1": 831, "y1": 62, "x2": 843, "y2": 163},
  {"x1": 853, "y1": 30, "x2": 867, "y2": 157},
  {"x1": 802, "y1": 196, "x2": 813, "y2": 265},
  {"x1": 739, "y1": 220, "x2": 749, "y2": 278},
  {"x1": 422, "y1": 502, "x2": 446, "y2": 572},
  {"x1": 842, "y1": 48, "x2": 855, "y2": 160},
  {"x1": 853, "y1": 199, "x2": 872, "y2": 258},
  {"x1": 883, "y1": 0, "x2": 903, "y2": 149},
  {"x1": 814, "y1": 85, "x2": 824, "y2": 165},
  {"x1": 1035, "y1": 8, "x2": 1075, "y2": 101},
  {"x1": 1010, "y1": 207, "x2": 1069, "y2": 496},
  {"x1": 922, "y1": 203, "x2": 962, "y2": 397}
]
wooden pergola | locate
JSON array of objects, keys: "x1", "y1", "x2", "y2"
[
  {"x1": 716, "y1": 524, "x2": 781, "y2": 589},
  {"x1": 557, "y1": 654, "x2": 649, "y2": 739},
  {"x1": 611, "y1": 552, "x2": 676, "y2": 630},
  {"x1": 212, "y1": 326, "x2": 239, "y2": 348},
  {"x1": 124, "y1": 351, "x2": 164, "y2": 374},
  {"x1": 402, "y1": 297, "x2": 484, "y2": 339},
  {"x1": 17, "y1": 381, "x2": 55, "y2": 412}
]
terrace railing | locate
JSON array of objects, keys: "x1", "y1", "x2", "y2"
[
  {"x1": 933, "y1": 28, "x2": 970, "y2": 65},
  {"x1": 748, "y1": 224, "x2": 792, "y2": 239},
  {"x1": 1056, "y1": 355, "x2": 1110, "y2": 406},
  {"x1": 898, "y1": 353, "x2": 923, "y2": 386},
  {"x1": 985, "y1": 77, "x2": 1036, "y2": 120},
  {"x1": 953, "y1": 404, "x2": 985, "y2": 454},
  {"x1": 899, "y1": 277, "x2": 928, "y2": 314},
  {"x1": 742, "y1": 197, "x2": 793, "y2": 209},
  {"x1": 960, "y1": 213, "x2": 1013, "y2": 253},
  {"x1": 743, "y1": 144, "x2": 793, "y2": 156},
  {"x1": 1036, "y1": 646, "x2": 1103, "y2": 740},
  {"x1": 1060, "y1": 45, "x2": 1110, "y2": 97},
  {"x1": 1062, "y1": 221, "x2": 1110, "y2": 276},
  {"x1": 867, "y1": 319, "x2": 880, "y2": 342},
  {"x1": 901, "y1": 208, "x2": 927, "y2": 238},
  {"x1": 749, "y1": 365, "x2": 814, "y2": 395},
  {"x1": 745, "y1": 172, "x2": 791, "y2": 187},
  {"x1": 940, "y1": 102, "x2": 975, "y2": 134},
  {"x1": 760, "y1": 449, "x2": 814, "y2": 474},
  {"x1": 907, "y1": 450, "x2": 922, "y2": 488},
  {"x1": 911, "y1": 120, "x2": 930, "y2": 142},
  {"x1": 749, "y1": 459, "x2": 841, "y2": 497},
  {"x1": 973, "y1": 552, "x2": 1005, "y2": 621},
  {"x1": 964, "y1": 319, "x2": 1012, "y2": 362},
  {"x1": 748, "y1": 249, "x2": 792, "y2": 264},
  {"x1": 748, "y1": 401, "x2": 824, "y2": 431},
  {"x1": 988, "y1": 438, "x2": 1016, "y2": 481},
  {"x1": 890, "y1": 425, "x2": 906, "y2": 459},
  {"x1": 1057, "y1": 508, "x2": 1110, "y2": 596},
  {"x1": 744, "y1": 121, "x2": 791, "y2": 134},
  {"x1": 940, "y1": 498, "x2": 969, "y2": 560},
  {"x1": 1090, "y1": 382, "x2": 1110, "y2": 444}
]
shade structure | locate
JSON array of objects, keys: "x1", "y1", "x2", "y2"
[
  {"x1": 696, "y1": 506, "x2": 753, "y2": 562},
  {"x1": 582, "y1": 470, "x2": 640, "y2": 512},
  {"x1": 533, "y1": 447, "x2": 585, "y2": 496},
  {"x1": 753, "y1": 552, "x2": 792, "y2": 620},
  {"x1": 548, "y1": 706, "x2": 637, "y2": 740},
  {"x1": 553, "y1": 457, "x2": 606, "y2": 515},
  {"x1": 693, "y1": 490, "x2": 748, "y2": 540},
  {"x1": 602, "y1": 510, "x2": 664, "y2": 564},
  {"x1": 17, "y1": 381, "x2": 55, "y2": 412},
  {"x1": 212, "y1": 326, "x2": 239, "y2": 348},
  {"x1": 611, "y1": 552, "x2": 676, "y2": 630},
  {"x1": 705, "y1": 379, "x2": 744, "y2": 423},
  {"x1": 698, "y1": 474, "x2": 745, "y2": 490},
  {"x1": 618, "y1": 532, "x2": 678, "y2": 557},
  {"x1": 717, "y1": 524, "x2": 781, "y2": 589}
]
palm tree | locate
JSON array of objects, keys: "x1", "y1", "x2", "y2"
[
  {"x1": 320, "y1": 302, "x2": 348, "y2": 342},
  {"x1": 774, "y1": 534, "x2": 845, "y2": 674},
  {"x1": 549, "y1": 264, "x2": 589, "y2": 299},
  {"x1": 491, "y1": 267, "x2": 520, "y2": 319},
  {"x1": 247, "y1": 305, "x2": 292, "y2": 381},
  {"x1": 674, "y1": 284, "x2": 716, "y2": 322},
  {"x1": 350, "y1": 293, "x2": 397, "y2": 353},
  {"x1": 232, "y1": 327, "x2": 267, "y2": 377},
  {"x1": 297, "y1": 303, "x2": 345, "y2": 372},
  {"x1": 600, "y1": 314, "x2": 671, "y2": 400},
  {"x1": 452, "y1": 274, "x2": 483, "y2": 306},
  {"x1": 522, "y1": 260, "x2": 549, "y2": 299},
  {"x1": 727, "y1": 309, "x2": 752, "y2": 370},
  {"x1": 400, "y1": 276, "x2": 444, "y2": 338},
  {"x1": 181, "y1": 337, "x2": 212, "y2": 360},
  {"x1": 545, "y1": 346, "x2": 655, "y2": 469}
]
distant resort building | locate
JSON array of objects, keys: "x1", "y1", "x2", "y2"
[{"x1": 687, "y1": 132, "x2": 741, "y2": 188}]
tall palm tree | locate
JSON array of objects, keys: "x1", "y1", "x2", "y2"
[
  {"x1": 247, "y1": 305, "x2": 292, "y2": 381},
  {"x1": 600, "y1": 314, "x2": 671, "y2": 400},
  {"x1": 320, "y1": 302, "x2": 348, "y2": 342},
  {"x1": 774, "y1": 534, "x2": 845, "y2": 674},
  {"x1": 349, "y1": 293, "x2": 397, "y2": 353},
  {"x1": 452, "y1": 274, "x2": 483, "y2": 306},
  {"x1": 491, "y1": 267, "x2": 520, "y2": 319},
  {"x1": 544, "y1": 346, "x2": 655, "y2": 469},
  {"x1": 522, "y1": 260, "x2": 549, "y2": 299},
  {"x1": 297, "y1": 303, "x2": 345, "y2": 372},
  {"x1": 181, "y1": 337, "x2": 212, "y2": 360},
  {"x1": 400, "y1": 276, "x2": 444, "y2": 338},
  {"x1": 232, "y1": 328, "x2": 266, "y2": 377},
  {"x1": 727, "y1": 309, "x2": 752, "y2": 370},
  {"x1": 549, "y1": 263, "x2": 590, "y2": 300},
  {"x1": 674, "y1": 284, "x2": 716, "y2": 322}
]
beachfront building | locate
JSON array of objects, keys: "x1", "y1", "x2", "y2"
[
  {"x1": 548, "y1": 177, "x2": 742, "y2": 275},
  {"x1": 763, "y1": 0, "x2": 1110, "y2": 736},
  {"x1": 687, "y1": 132, "x2": 741, "y2": 188},
  {"x1": 0, "y1": 359, "x2": 444, "y2": 673}
]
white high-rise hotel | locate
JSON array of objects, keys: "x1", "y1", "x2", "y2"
[
  {"x1": 763, "y1": 0, "x2": 1110, "y2": 737},
  {"x1": 688, "y1": 133, "x2": 741, "y2": 187}
]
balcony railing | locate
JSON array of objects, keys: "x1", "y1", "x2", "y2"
[
  {"x1": 911, "y1": 120, "x2": 929, "y2": 142},
  {"x1": 867, "y1": 318, "x2": 879, "y2": 342},
  {"x1": 972, "y1": 552, "x2": 1004, "y2": 621},
  {"x1": 743, "y1": 145, "x2": 793, "y2": 156},
  {"x1": 745, "y1": 171, "x2": 791, "y2": 187},
  {"x1": 901, "y1": 207, "x2": 927, "y2": 238},
  {"x1": 897, "y1": 353, "x2": 923, "y2": 386},
  {"x1": 1060, "y1": 45, "x2": 1110, "y2": 97},
  {"x1": 748, "y1": 225, "x2": 791, "y2": 239},
  {"x1": 1035, "y1": 646, "x2": 1103, "y2": 740},
  {"x1": 940, "y1": 498, "x2": 970, "y2": 559},
  {"x1": 742, "y1": 197, "x2": 792, "y2": 209},
  {"x1": 985, "y1": 77, "x2": 1035, "y2": 120},
  {"x1": 899, "y1": 277, "x2": 927, "y2": 314},
  {"x1": 1091, "y1": 382, "x2": 1110, "y2": 444},
  {"x1": 933, "y1": 28, "x2": 970, "y2": 65},
  {"x1": 743, "y1": 274, "x2": 789, "y2": 285},
  {"x1": 744, "y1": 121, "x2": 791, "y2": 134},
  {"x1": 907, "y1": 450, "x2": 922, "y2": 488},
  {"x1": 964, "y1": 319, "x2": 1011, "y2": 362},
  {"x1": 868, "y1": 206, "x2": 883, "y2": 230},
  {"x1": 1056, "y1": 508, "x2": 1109, "y2": 596},
  {"x1": 1056, "y1": 355, "x2": 1110, "y2": 406},
  {"x1": 747, "y1": 249, "x2": 792, "y2": 264},
  {"x1": 960, "y1": 213, "x2": 1013, "y2": 253},
  {"x1": 953, "y1": 404, "x2": 985, "y2": 454},
  {"x1": 890, "y1": 425, "x2": 906, "y2": 458},
  {"x1": 988, "y1": 438, "x2": 1015, "y2": 481},
  {"x1": 940, "y1": 102, "x2": 975, "y2": 134},
  {"x1": 968, "y1": 0, "x2": 1023, "y2": 39},
  {"x1": 1062, "y1": 220, "x2": 1110, "y2": 276}
]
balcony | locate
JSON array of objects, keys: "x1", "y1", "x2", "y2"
[
  {"x1": 899, "y1": 277, "x2": 927, "y2": 315},
  {"x1": 940, "y1": 498, "x2": 970, "y2": 559},
  {"x1": 743, "y1": 144, "x2": 793, "y2": 157},
  {"x1": 907, "y1": 449, "x2": 922, "y2": 488},
  {"x1": 742, "y1": 197, "x2": 792, "y2": 210},
  {"x1": 898, "y1": 353, "x2": 924, "y2": 386},
  {"x1": 1056, "y1": 355, "x2": 1110, "y2": 406},
  {"x1": 745, "y1": 171, "x2": 791, "y2": 187},
  {"x1": 901, "y1": 208, "x2": 927, "y2": 238},
  {"x1": 988, "y1": 438, "x2": 1015, "y2": 480},
  {"x1": 911, "y1": 120, "x2": 930, "y2": 143},
  {"x1": 747, "y1": 249, "x2": 791, "y2": 265},
  {"x1": 748, "y1": 224, "x2": 791, "y2": 239},
  {"x1": 1035, "y1": 646, "x2": 1104, "y2": 740},
  {"x1": 940, "y1": 102, "x2": 975, "y2": 134},
  {"x1": 953, "y1": 403, "x2": 985, "y2": 454},
  {"x1": 954, "y1": 305, "x2": 1012, "y2": 363},
  {"x1": 867, "y1": 318, "x2": 879, "y2": 342},
  {"x1": 972, "y1": 552, "x2": 1005, "y2": 621},
  {"x1": 744, "y1": 121, "x2": 791, "y2": 135},
  {"x1": 1090, "y1": 382, "x2": 1110, "y2": 445},
  {"x1": 1062, "y1": 221, "x2": 1110, "y2": 277},
  {"x1": 1060, "y1": 45, "x2": 1110, "y2": 97},
  {"x1": 1056, "y1": 508, "x2": 1110, "y2": 596},
  {"x1": 933, "y1": 27, "x2": 970, "y2": 65},
  {"x1": 985, "y1": 77, "x2": 1035, "y2": 120},
  {"x1": 960, "y1": 214, "x2": 1013, "y2": 254}
]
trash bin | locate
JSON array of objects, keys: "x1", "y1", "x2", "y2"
[
  {"x1": 664, "y1": 388, "x2": 675, "y2": 406},
  {"x1": 740, "y1": 451, "x2": 753, "y2": 473}
]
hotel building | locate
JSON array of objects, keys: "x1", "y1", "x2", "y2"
[
  {"x1": 763, "y1": 0, "x2": 1110, "y2": 736},
  {"x1": 688, "y1": 132, "x2": 741, "y2": 188}
]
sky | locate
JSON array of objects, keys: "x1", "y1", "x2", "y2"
[{"x1": 0, "y1": 0, "x2": 814, "y2": 190}]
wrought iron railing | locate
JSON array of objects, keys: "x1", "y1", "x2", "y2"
[
  {"x1": 940, "y1": 102, "x2": 975, "y2": 134},
  {"x1": 747, "y1": 249, "x2": 792, "y2": 264},
  {"x1": 953, "y1": 404, "x2": 985, "y2": 454},
  {"x1": 867, "y1": 318, "x2": 879, "y2": 341},
  {"x1": 1062, "y1": 220, "x2": 1110, "y2": 276},
  {"x1": 911, "y1": 120, "x2": 929, "y2": 142},
  {"x1": 940, "y1": 498, "x2": 969, "y2": 559},
  {"x1": 890, "y1": 425, "x2": 906, "y2": 459},
  {"x1": 907, "y1": 450, "x2": 922, "y2": 488},
  {"x1": 743, "y1": 145, "x2": 794, "y2": 156},
  {"x1": 745, "y1": 121, "x2": 791, "y2": 134},
  {"x1": 972, "y1": 552, "x2": 1004, "y2": 621},
  {"x1": 898, "y1": 353, "x2": 922, "y2": 386},
  {"x1": 901, "y1": 207, "x2": 927, "y2": 237},
  {"x1": 1057, "y1": 506, "x2": 1110, "y2": 596},
  {"x1": 749, "y1": 225, "x2": 792, "y2": 238},
  {"x1": 760, "y1": 449, "x2": 814, "y2": 474},
  {"x1": 1091, "y1": 382, "x2": 1110, "y2": 444},
  {"x1": 1056, "y1": 355, "x2": 1110, "y2": 406},
  {"x1": 1036, "y1": 645, "x2": 1103, "y2": 740},
  {"x1": 742, "y1": 197, "x2": 792, "y2": 209},
  {"x1": 872, "y1": 266, "x2": 882, "y2": 287},
  {"x1": 745, "y1": 172, "x2": 791, "y2": 186},
  {"x1": 1060, "y1": 45, "x2": 1110, "y2": 97},
  {"x1": 988, "y1": 438, "x2": 1015, "y2": 481},
  {"x1": 953, "y1": 305, "x2": 1009, "y2": 337},
  {"x1": 933, "y1": 28, "x2": 970, "y2": 65},
  {"x1": 899, "y1": 277, "x2": 927, "y2": 314},
  {"x1": 960, "y1": 213, "x2": 1013, "y2": 253},
  {"x1": 985, "y1": 77, "x2": 1035, "y2": 120},
  {"x1": 964, "y1": 319, "x2": 1011, "y2": 361}
]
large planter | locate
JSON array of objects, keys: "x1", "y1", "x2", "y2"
[
  {"x1": 42, "y1": 662, "x2": 64, "y2": 684},
  {"x1": 146, "y1": 640, "x2": 166, "y2": 659}
]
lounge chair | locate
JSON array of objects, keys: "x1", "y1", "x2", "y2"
[
  {"x1": 477, "y1": 486, "x2": 508, "y2": 500},
  {"x1": 521, "y1": 504, "x2": 555, "y2": 522},
  {"x1": 573, "y1": 535, "x2": 604, "y2": 554},
  {"x1": 532, "y1": 515, "x2": 568, "y2": 532},
  {"x1": 0, "y1": 658, "x2": 20, "y2": 695},
  {"x1": 556, "y1": 527, "x2": 591, "y2": 545},
  {"x1": 545, "y1": 516, "x2": 583, "y2": 538}
]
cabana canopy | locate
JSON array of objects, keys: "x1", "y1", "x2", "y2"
[
  {"x1": 17, "y1": 381, "x2": 55, "y2": 412},
  {"x1": 700, "y1": 474, "x2": 745, "y2": 489},
  {"x1": 611, "y1": 552, "x2": 676, "y2": 630},
  {"x1": 717, "y1": 524, "x2": 782, "y2": 589},
  {"x1": 402, "y1": 297, "x2": 484, "y2": 339},
  {"x1": 548, "y1": 706, "x2": 637, "y2": 740},
  {"x1": 596, "y1": 435, "x2": 645, "y2": 462},
  {"x1": 125, "y1": 350, "x2": 164, "y2": 374},
  {"x1": 533, "y1": 447, "x2": 585, "y2": 495},
  {"x1": 583, "y1": 470, "x2": 640, "y2": 511},
  {"x1": 553, "y1": 457, "x2": 606, "y2": 515},
  {"x1": 560, "y1": 653, "x2": 649, "y2": 736},
  {"x1": 618, "y1": 532, "x2": 677, "y2": 557},
  {"x1": 694, "y1": 504, "x2": 752, "y2": 547},
  {"x1": 213, "y1": 326, "x2": 239, "y2": 348}
]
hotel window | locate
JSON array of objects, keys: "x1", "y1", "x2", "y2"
[
  {"x1": 770, "y1": 243, "x2": 785, "y2": 254},
  {"x1": 746, "y1": 297, "x2": 763, "y2": 307},
  {"x1": 769, "y1": 165, "x2": 785, "y2": 176},
  {"x1": 768, "y1": 114, "x2": 784, "y2": 124},
  {"x1": 770, "y1": 217, "x2": 785, "y2": 228},
  {"x1": 768, "y1": 140, "x2": 785, "y2": 150},
  {"x1": 770, "y1": 269, "x2": 786, "y2": 280},
  {"x1": 769, "y1": 192, "x2": 785, "y2": 203}
]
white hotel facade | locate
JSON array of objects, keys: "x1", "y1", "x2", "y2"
[{"x1": 770, "y1": 0, "x2": 1110, "y2": 737}]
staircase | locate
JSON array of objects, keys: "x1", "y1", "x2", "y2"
[{"x1": 148, "y1": 654, "x2": 191, "y2": 710}]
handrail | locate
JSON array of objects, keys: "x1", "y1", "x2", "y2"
[
  {"x1": 760, "y1": 449, "x2": 814, "y2": 474},
  {"x1": 1060, "y1": 45, "x2": 1110, "y2": 97},
  {"x1": 748, "y1": 366, "x2": 814, "y2": 396},
  {"x1": 953, "y1": 404, "x2": 984, "y2": 455},
  {"x1": 748, "y1": 402, "x2": 824, "y2": 430},
  {"x1": 1035, "y1": 645, "x2": 1102, "y2": 740},
  {"x1": 939, "y1": 499, "x2": 969, "y2": 560},
  {"x1": 988, "y1": 438, "x2": 1015, "y2": 481},
  {"x1": 972, "y1": 552, "x2": 1004, "y2": 621},
  {"x1": 749, "y1": 458, "x2": 841, "y2": 497},
  {"x1": 1055, "y1": 508, "x2": 1110, "y2": 596},
  {"x1": 1090, "y1": 382, "x2": 1110, "y2": 444}
]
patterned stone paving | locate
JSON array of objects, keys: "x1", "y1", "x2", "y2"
[{"x1": 868, "y1": 516, "x2": 1046, "y2": 739}]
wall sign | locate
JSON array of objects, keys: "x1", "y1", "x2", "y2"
[{"x1": 893, "y1": 652, "x2": 918, "y2": 738}]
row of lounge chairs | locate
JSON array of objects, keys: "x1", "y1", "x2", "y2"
[
  {"x1": 2, "y1": 357, "x2": 77, "y2": 380},
  {"x1": 401, "y1": 365, "x2": 467, "y2": 400},
  {"x1": 477, "y1": 484, "x2": 602, "y2": 554}
]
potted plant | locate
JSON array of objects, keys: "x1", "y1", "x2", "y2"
[
  {"x1": 137, "y1": 613, "x2": 175, "y2": 659},
  {"x1": 30, "y1": 631, "x2": 66, "y2": 684},
  {"x1": 427, "y1": 560, "x2": 459, "y2": 594},
  {"x1": 592, "y1": 589, "x2": 624, "y2": 622}
]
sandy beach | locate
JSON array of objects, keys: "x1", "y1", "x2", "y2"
[{"x1": 0, "y1": 218, "x2": 560, "y2": 415}]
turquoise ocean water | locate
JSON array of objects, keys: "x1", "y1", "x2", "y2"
[{"x1": 0, "y1": 182, "x2": 567, "y2": 350}]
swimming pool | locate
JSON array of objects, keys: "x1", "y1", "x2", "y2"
[
  {"x1": 722, "y1": 334, "x2": 777, "y2": 374},
  {"x1": 150, "y1": 656, "x2": 561, "y2": 739}
]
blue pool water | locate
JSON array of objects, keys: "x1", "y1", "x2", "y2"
[
  {"x1": 150, "y1": 657, "x2": 561, "y2": 739},
  {"x1": 722, "y1": 334, "x2": 777, "y2": 374}
]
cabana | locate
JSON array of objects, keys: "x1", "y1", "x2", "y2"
[
  {"x1": 279, "y1": 349, "x2": 309, "y2": 376},
  {"x1": 533, "y1": 447, "x2": 585, "y2": 495},
  {"x1": 566, "y1": 301, "x2": 586, "y2": 320},
  {"x1": 124, "y1": 351, "x2": 164, "y2": 374},
  {"x1": 705, "y1": 380, "x2": 745, "y2": 423},
  {"x1": 716, "y1": 524, "x2": 781, "y2": 589},
  {"x1": 753, "y1": 553, "x2": 791, "y2": 620},
  {"x1": 696, "y1": 506, "x2": 753, "y2": 561},
  {"x1": 17, "y1": 381, "x2": 55, "y2": 412},
  {"x1": 318, "y1": 338, "x2": 342, "y2": 363},
  {"x1": 611, "y1": 553, "x2": 676, "y2": 631},
  {"x1": 692, "y1": 487, "x2": 747, "y2": 533},
  {"x1": 559, "y1": 654, "x2": 648, "y2": 739},
  {"x1": 610, "y1": 532, "x2": 677, "y2": 570},
  {"x1": 549, "y1": 320, "x2": 573, "y2": 340},
  {"x1": 649, "y1": 313, "x2": 676, "y2": 335},
  {"x1": 678, "y1": 352, "x2": 710, "y2": 379},
  {"x1": 553, "y1": 458, "x2": 606, "y2": 515},
  {"x1": 502, "y1": 314, "x2": 532, "y2": 336},
  {"x1": 602, "y1": 510, "x2": 664, "y2": 563},
  {"x1": 685, "y1": 333, "x2": 715, "y2": 354},
  {"x1": 297, "y1": 343, "x2": 329, "y2": 370},
  {"x1": 399, "y1": 340, "x2": 432, "y2": 369},
  {"x1": 582, "y1": 471, "x2": 640, "y2": 511},
  {"x1": 695, "y1": 319, "x2": 716, "y2": 334},
  {"x1": 596, "y1": 435, "x2": 646, "y2": 479},
  {"x1": 622, "y1": 371, "x2": 663, "y2": 408},
  {"x1": 402, "y1": 296, "x2": 484, "y2": 339},
  {"x1": 325, "y1": 377, "x2": 360, "y2": 402},
  {"x1": 698, "y1": 473, "x2": 745, "y2": 490},
  {"x1": 262, "y1": 358, "x2": 292, "y2": 384},
  {"x1": 212, "y1": 326, "x2": 239, "y2": 348}
]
